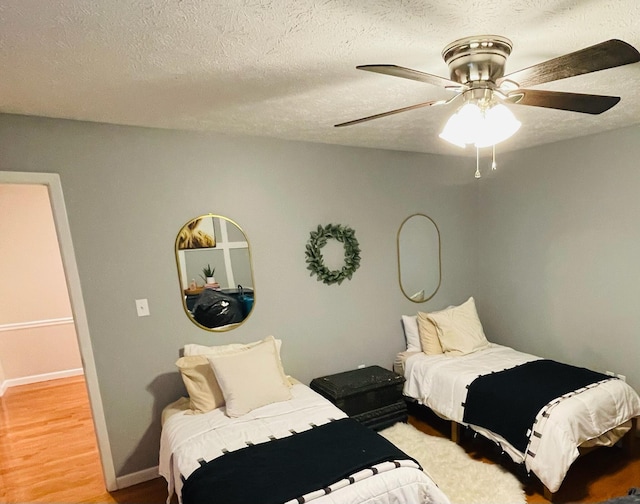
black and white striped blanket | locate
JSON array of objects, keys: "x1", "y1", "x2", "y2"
[
  {"x1": 462, "y1": 359, "x2": 612, "y2": 452},
  {"x1": 181, "y1": 418, "x2": 419, "y2": 504}
]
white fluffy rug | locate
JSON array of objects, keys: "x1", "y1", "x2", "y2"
[{"x1": 380, "y1": 422, "x2": 526, "y2": 504}]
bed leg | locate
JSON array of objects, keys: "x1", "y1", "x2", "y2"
[
  {"x1": 451, "y1": 421, "x2": 461, "y2": 444},
  {"x1": 543, "y1": 485, "x2": 555, "y2": 502},
  {"x1": 622, "y1": 417, "x2": 637, "y2": 456}
]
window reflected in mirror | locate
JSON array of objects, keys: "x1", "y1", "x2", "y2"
[
  {"x1": 397, "y1": 213, "x2": 441, "y2": 303},
  {"x1": 175, "y1": 214, "x2": 255, "y2": 331}
]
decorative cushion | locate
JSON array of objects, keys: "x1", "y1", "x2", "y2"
[
  {"x1": 175, "y1": 354, "x2": 224, "y2": 413},
  {"x1": 416, "y1": 311, "x2": 444, "y2": 355},
  {"x1": 208, "y1": 337, "x2": 292, "y2": 417},
  {"x1": 401, "y1": 315, "x2": 421, "y2": 352},
  {"x1": 176, "y1": 336, "x2": 286, "y2": 414},
  {"x1": 426, "y1": 297, "x2": 489, "y2": 356}
]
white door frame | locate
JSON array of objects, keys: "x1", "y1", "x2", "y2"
[{"x1": 0, "y1": 171, "x2": 117, "y2": 491}]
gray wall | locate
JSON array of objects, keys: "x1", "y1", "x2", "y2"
[
  {"x1": 0, "y1": 113, "x2": 478, "y2": 477},
  {"x1": 477, "y1": 125, "x2": 640, "y2": 390}
]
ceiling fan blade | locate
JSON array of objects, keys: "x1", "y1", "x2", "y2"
[
  {"x1": 357, "y1": 64, "x2": 465, "y2": 90},
  {"x1": 509, "y1": 89, "x2": 620, "y2": 114},
  {"x1": 335, "y1": 99, "x2": 447, "y2": 127},
  {"x1": 498, "y1": 39, "x2": 640, "y2": 88}
]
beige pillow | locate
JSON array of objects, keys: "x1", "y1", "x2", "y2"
[
  {"x1": 176, "y1": 354, "x2": 225, "y2": 413},
  {"x1": 208, "y1": 337, "x2": 292, "y2": 418},
  {"x1": 416, "y1": 312, "x2": 444, "y2": 355},
  {"x1": 176, "y1": 336, "x2": 286, "y2": 414},
  {"x1": 427, "y1": 297, "x2": 489, "y2": 357}
]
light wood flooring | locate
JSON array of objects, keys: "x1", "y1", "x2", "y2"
[
  {"x1": 0, "y1": 376, "x2": 637, "y2": 503},
  {"x1": 0, "y1": 376, "x2": 166, "y2": 503}
]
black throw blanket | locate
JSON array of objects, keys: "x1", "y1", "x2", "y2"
[
  {"x1": 462, "y1": 359, "x2": 611, "y2": 453},
  {"x1": 181, "y1": 418, "x2": 418, "y2": 504}
]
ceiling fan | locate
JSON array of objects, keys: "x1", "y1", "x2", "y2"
[{"x1": 335, "y1": 36, "x2": 640, "y2": 133}]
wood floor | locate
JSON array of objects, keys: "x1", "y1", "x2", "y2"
[
  {"x1": 0, "y1": 376, "x2": 167, "y2": 504},
  {"x1": 0, "y1": 376, "x2": 637, "y2": 503}
]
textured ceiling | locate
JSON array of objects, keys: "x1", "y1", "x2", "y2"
[{"x1": 1, "y1": 0, "x2": 639, "y2": 156}]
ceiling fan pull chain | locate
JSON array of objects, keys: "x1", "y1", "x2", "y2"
[
  {"x1": 491, "y1": 144, "x2": 497, "y2": 171},
  {"x1": 475, "y1": 147, "x2": 481, "y2": 179}
]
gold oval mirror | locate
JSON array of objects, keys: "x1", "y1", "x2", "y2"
[
  {"x1": 175, "y1": 214, "x2": 255, "y2": 331},
  {"x1": 397, "y1": 213, "x2": 441, "y2": 303}
]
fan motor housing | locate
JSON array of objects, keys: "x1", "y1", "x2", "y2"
[{"x1": 442, "y1": 35, "x2": 512, "y2": 85}]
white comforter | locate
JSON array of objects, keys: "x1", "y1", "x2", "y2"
[
  {"x1": 403, "y1": 344, "x2": 640, "y2": 493},
  {"x1": 159, "y1": 383, "x2": 450, "y2": 504}
]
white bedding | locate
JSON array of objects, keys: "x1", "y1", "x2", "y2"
[
  {"x1": 403, "y1": 343, "x2": 640, "y2": 493},
  {"x1": 159, "y1": 383, "x2": 450, "y2": 504}
]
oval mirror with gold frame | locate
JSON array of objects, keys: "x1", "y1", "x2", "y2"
[
  {"x1": 397, "y1": 213, "x2": 441, "y2": 303},
  {"x1": 175, "y1": 214, "x2": 255, "y2": 331}
]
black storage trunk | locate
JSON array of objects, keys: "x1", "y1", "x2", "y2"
[{"x1": 310, "y1": 365, "x2": 407, "y2": 431}]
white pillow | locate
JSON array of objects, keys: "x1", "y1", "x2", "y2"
[
  {"x1": 427, "y1": 297, "x2": 489, "y2": 357},
  {"x1": 401, "y1": 315, "x2": 421, "y2": 352},
  {"x1": 184, "y1": 342, "x2": 248, "y2": 356},
  {"x1": 208, "y1": 337, "x2": 292, "y2": 417},
  {"x1": 184, "y1": 338, "x2": 282, "y2": 357}
]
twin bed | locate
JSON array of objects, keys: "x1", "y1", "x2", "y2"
[
  {"x1": 396, "y1": 297, "x2": 640, "y2": 498},
  {"x1": 159, "y1": 336, "x2": 450, "y2": 504}
]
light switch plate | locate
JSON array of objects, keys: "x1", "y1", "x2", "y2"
[{"x1": 135, "y1": 299, "x2": 150, "y2": 317}]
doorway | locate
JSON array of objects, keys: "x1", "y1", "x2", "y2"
[
  {"x1": 0, "y1": 184, "x2": 82, "y2": 387},
  {"x1": 0, "y1": 171, "x2": 116, "y2": 490}
]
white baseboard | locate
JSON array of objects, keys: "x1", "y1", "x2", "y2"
[
  {"x1": 116, "y1": 466, "x2": 160, "y2": 489},
  {"x1": 0, "y1": 368, "x2": 84, "y2": 396},
  {"x1": 0, "y1": 316, "x2": 74, "y2": 332}
]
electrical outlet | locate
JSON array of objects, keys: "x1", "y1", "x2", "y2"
[{"x1": 135, "y1": 299, "x2": 150, "y2": 317}]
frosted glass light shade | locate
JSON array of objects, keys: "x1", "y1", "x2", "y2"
[
  {"x1": 439, "y1": 102, "x2": 521, "y2": 148},
  {"x1": 475, "y1": 104, "x2": 521, "y2": 147}
]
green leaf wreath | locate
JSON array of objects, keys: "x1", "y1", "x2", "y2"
[{"x1": 305, "y1": 224, "x2": 361, "y2": 285}]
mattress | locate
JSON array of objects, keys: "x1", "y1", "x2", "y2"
[
  {"x1": 159, "y1": 383, "x2": 450, "y2": 504},
  {"x1": 402, "y1": 343, "x2": 640, "y2": 492}
]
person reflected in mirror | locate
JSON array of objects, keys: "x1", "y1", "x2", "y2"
[{"x1": 178, "y1": 218, "x2": 215, "y2": 249}]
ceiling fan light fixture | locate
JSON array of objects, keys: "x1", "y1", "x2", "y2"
[
  {"x1": 339, "y1": 36, "x2": 640, "y2": 161},
  {"x1": 439, "y1": 102, "x2": 481, "y2": 147},
  {"x1": 477, "y1": 103, "x2": 521, "y2": 147},
  {"x1": 439, "y1": 101, "x2": 521, "y2": 148}
]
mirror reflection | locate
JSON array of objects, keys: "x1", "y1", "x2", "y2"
[
  {"x1": 176, "y1": 214, "x2": 255, "y2": 330},
  {"x1": 397, "y1": 213, "x2": 441, "y2": 303}
]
